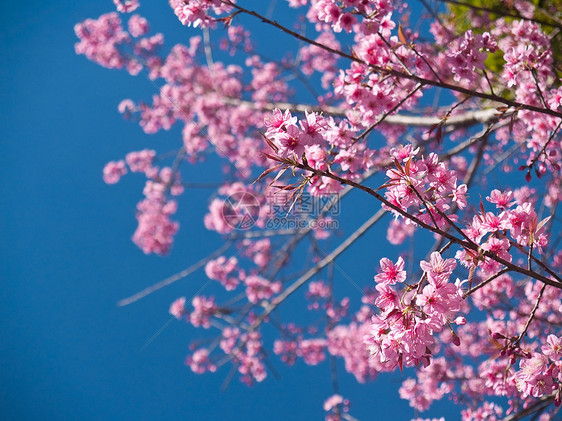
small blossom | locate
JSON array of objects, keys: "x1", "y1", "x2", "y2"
[
  {"x1": 374, "y1": 257, "x2": 406, "y2": 285},
  {"x1": 542, "y1": 335, "x2": 562, "y2": 359},
  {"x1": 169, "y1": 297, "x2": 186, "y2": 319},
  {"x1": 103, "y1": 160, "x2": 127, "y2": 184},
  {"x1": 114, "y1": 0, "x2": 140, "y2": 13},
  {"x1": 420, "y1": 252, "x2": 457, "y2": 288}
]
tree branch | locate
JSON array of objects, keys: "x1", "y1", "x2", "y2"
[
  {"x1": 224, "y1": 97, "x2": 514, "y2": 127},
  {"x1": 222, "y1": 0, "x2": 562, "y2": 119},
  {"x1": 249, "y1": 208, "x2": 387, "y2": 332},
  {"x1": 278, "y1": 160, "x2": 562, "y2": 288},
  {"x1": 117, "y1": 241, "x2": 233, "y2": 306},
  {"x1": 435, "y1": 0, "x2": 562, "y2": 30}
]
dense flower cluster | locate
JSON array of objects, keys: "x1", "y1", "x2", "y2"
[
  {"x1": 364, "y1": 253, "x2": 465, "y2": 370},
  {"x1": 133, "y1": 180, "x2": 179, "y2": 255},
  {"x1": 169, "y1": 0, "x2": 233, "y2": 29},
  {"x1": 77, "y1": 0, "x2": 562, "y2": 419},
  {"x1": 382, "y1": 145, "x2": 468, "y2": 228},
  {"x1": 74, "y1": 13, "x2": 130, "y2": 71},
  {"x1": 447, "y1": 30, "x2": 497, "y2": 84}
]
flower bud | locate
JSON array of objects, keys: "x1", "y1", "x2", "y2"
[{"x1": 451, "y1": 331, "x2": 461, "y2": 346}]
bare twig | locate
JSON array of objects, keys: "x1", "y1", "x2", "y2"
[
  {"x1": 117, "y1": 241, "x2": 233, "y2": 306},
  {"x1": 463, "y1": 268, "x2": 510, "y2": 298},
  {"x1": 514, "y1": 283, "x2": 547, "y2": 344},
  {"x1": 249, "y1": 208, "x2": 387, "y2": 331}
]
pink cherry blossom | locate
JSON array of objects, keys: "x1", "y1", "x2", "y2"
[
  {"x1": 542, "y1": 335, "x2": 562, "y2": 359},
  {"x1": 374, "y1": 257, "x2": 406, "y2": 285},
  {"x1": 169, "y1": 297, "x2": 186, "y2": 319},
  {"x1": 420, "y1": 252, "x2": 457, "y2": 288},
  {"x1": 190, "y1": 296, "x2": 217, "y2": 328},
  {"x1": 103, "y1": 160, "x2": 127, "y2": 184},
  {"x1": 77, "y1": 1, "x2": 562, "y2": 419},
  {"x1": 114, "y1": 0, "x2": 139, "y2": 13}
]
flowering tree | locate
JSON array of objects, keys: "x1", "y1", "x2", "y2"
[{"x1": 75, "y1": 0, "x2": 562, "y2": 419}]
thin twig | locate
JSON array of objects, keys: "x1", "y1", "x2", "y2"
[
  {"x1": 463, "y1": 268, "x2": 510, "y2": 298},
  {"x1": 514, "y1": 283, "x2": 547, "y2": 345},
  {"x1": 249, "y1": 208, "x2": 387, "y2": 331},
  {"x1": 501, "y1": 394, "x2": 555, "y2": 421},
  {"x1": 117, "y1": 241, "x2": 233, "y2": 306}
]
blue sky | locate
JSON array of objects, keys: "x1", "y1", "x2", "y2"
[{"x1": 0, "y1": 1, "x2": 461, "y2": 420}]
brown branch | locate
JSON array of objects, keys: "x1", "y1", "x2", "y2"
[
  {"x1": 463, "y1": 268, "x2": 510, "y2": 298},
  {"x1": 222, "y1": 0, "x2": 562, "y2": 119},
  {"x1": 501, "y1": 394, "x2": 555, "y2": 421},
  {"x1": 514, "y1": 283, "x2": 547, "y2": 344},
  {"x1": 507, "y1": 238, "x2": 561, "y2": 285},
  {"x1": 435, "y1": 0, "x2": 562, "y2": 30},
  {"x1": 280, "y1": 160, "x2": 562, "y2": 288}
]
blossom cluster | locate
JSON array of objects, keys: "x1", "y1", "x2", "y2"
[
  {"x1": 382, "y1": 145, "x2": 468, "y2": 229},
  {"x1": 103, "y1": 149, "x2": 182, "y2": 255},
  {"x1": 77, "y1": 0, "x2": 562, "y2": 419},
  {"x1": 456, "y1": 189, "x2": 550, "y2": 276},
  {"x1": 446, "y1": 30, "x2": 497, "y2": 84},
  {"x1": 114, "y1": 0, "x2": 140, "y2": 14},
  {"x1": 133, "y1": 180, "x2": 179, "y2": 255},
  {"x1": 264, "y1": 108, "x2": 385, "y2": 196},
  {"x1": 274, "y1": 336, "x2": 327, "y2": 366},
  {"x1": 265, "y1": 109, "x2": 329, "y2": 158},
  {"x1": 169, "y1": 0, "x2": 234, "y2": 29},
  {"x1": 364, "y1": 253, "x2": 465, "y2": 370}
]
